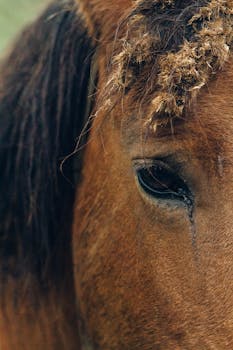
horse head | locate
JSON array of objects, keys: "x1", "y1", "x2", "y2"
[{"x1": 1, "y1": 0, "x2": 233, "y2": 349}]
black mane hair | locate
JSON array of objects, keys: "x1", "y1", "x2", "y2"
[{"x1": 0, "y1": 0, "x2": 95, "y2": 288}]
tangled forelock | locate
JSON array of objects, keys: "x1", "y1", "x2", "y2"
[{"x1": 105, "y1": 0, "x2": 233, "y2": 126}]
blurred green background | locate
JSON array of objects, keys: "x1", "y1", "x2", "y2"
[{"x1": 0, "y1": 0, "x2": 48, "y2": 53}]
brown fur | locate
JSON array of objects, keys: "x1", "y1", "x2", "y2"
[{"x1": 77, "y1": 0, "x2": 132, "y2": 39}]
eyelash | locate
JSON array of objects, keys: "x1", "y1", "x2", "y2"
[{"x1": 135, "y1": 160, "x2": 194, "y2": 207}]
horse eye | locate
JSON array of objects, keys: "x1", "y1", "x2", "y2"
[{"x1": 136, "y1": 161, "x2": 193, "y2": 206}]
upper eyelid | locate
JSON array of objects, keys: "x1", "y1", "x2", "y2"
[
  {"x1": 132, "y1": 155, "x2": 189, "y2": 178},
  {"x1": 132, "y1": 158, "x2": 178, "y2": 173}
]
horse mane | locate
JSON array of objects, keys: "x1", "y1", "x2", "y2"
[{"x1": 0, "y1": 0, "x2": 95, "y2": 289}]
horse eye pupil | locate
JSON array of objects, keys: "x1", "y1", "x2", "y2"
[{"x1": 137, "y1": 163, "x2": 193, "y2": 204}]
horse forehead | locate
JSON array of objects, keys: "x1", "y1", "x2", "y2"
[{"x1": 119, "y1": 56, "x2": 233, "y2": 161}]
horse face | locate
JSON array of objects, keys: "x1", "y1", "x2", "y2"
[
  {"x1": 74, "y1": 1, "x2": 233, "y2": 348},
  {"x1": 73, "y1": 57, "x2": 233, "y2": 349}
]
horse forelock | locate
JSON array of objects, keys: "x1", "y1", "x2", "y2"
[{"x1": 104, "y1": 0, "x2": 233, "y2": 129}]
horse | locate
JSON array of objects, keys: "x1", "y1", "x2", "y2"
[{"x1": 0, "y1": 0, "x2": 233, "y2": 348}]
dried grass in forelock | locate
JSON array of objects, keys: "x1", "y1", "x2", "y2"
[{"x1": 102, "y1": 0, "x2": 233, "y2": 129}]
